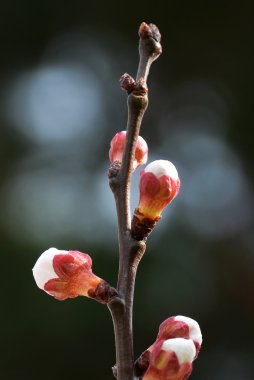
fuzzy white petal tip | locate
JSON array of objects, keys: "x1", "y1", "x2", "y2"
[
  {"x1": 32, "y1": 247, "x2": 68, "y2": 289},
  {"x1": 162, "y1": 338, "x2": 196, "y2": 364},
  {"x1": 175, "y1": 315, "x2": 202, "y2": 345},
  {"x1": 144, "y1": 160, "x2": 178, "y2": 180}
]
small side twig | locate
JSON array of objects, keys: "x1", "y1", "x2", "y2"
[{"x1": 108, "y1": 23, "x2": 162, "y2": 380}]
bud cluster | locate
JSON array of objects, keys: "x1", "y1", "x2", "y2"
[{"x1": 109, "y1": 131, "x2": 180, "y2": 240}]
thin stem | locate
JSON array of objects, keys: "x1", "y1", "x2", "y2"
[
  {"x1": 108, "y1": 22, "x2": 162, "y2": 380},
  {"x1": 109, "y1": 238, "x2": 145, "y2": 380},
  {"x1": 118, "y1": 94, "x2": 148, "y2": 232}
]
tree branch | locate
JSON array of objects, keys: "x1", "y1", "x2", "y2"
[{"x1": 108, "y1": 22, "x2": 162, "y2": 380}]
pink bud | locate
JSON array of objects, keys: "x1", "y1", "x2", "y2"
[
  {"x1": 32, "y1": 248, "x2": 103, "y2": 301},
  {"x1": 137, "y1": 160, "x2": 180, "y2": 220},
  {"x1": 156, "y1": 316, "x2": 202, "y2": 355},
  {"x1": 131, "y1": 160, "x2": 180, "y2": 239},
  {"x1": 109, "y1": 131, "x2": 148, "y2": 171},
  {"x1": 143, "y1": 338, "x2": 196, "y2": 380},
  {"x1": 135, "y1": 316, "x2": 202, "y2": 378}
]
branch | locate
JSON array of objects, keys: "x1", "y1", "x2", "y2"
[{"x1": 108, "y1": 22, "x2": 162, "y2": 380}]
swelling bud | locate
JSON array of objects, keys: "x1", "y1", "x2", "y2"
[
  {"x1": 155, "y1": 316, "x2": 202, "y2": 354},
  {"x1": 32, "y1": 248, "x2": 117, "y2": 303},
  {"x1": 135, "y1": 315, "x2": 202, "y2": 378},
  {"x1": 142, "y1": 338, "x2": 196, "y2": 380},
  {"x1": 132, "y1": 160, "x2": 180, "y2": 239},
  {"x1": 109, "y1": 131, "x2": 148, "y2": 172}
]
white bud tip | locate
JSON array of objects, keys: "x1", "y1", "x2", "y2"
[
  {"x1": 32, "y1": 247, "x2": 68, "y2": 289},
  {"x1": 161, "y1": 338, "x2": 196, "y2": 364},
  {"x1": 174, "y1": 315, "x2": 202, "y2": 345},
  {"x1": 145, "y1": 160, "x2": 178, "y2": 180}
]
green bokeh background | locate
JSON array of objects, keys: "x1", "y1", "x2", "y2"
[{"x1": 0, "y1": 1, "x2": 254, "y2": 379}]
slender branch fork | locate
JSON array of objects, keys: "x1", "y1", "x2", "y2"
[{"x1": 108, "y1": 23, "x2": 162, "y2": 380}]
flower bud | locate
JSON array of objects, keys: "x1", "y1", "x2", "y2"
[
  {"x1": 109, "y1": 131, "x2": 148, "y2": 171},
  {"x1": 32, "y1": 248, "x2": 117, "y2": 302},
  {"x1": 135, "y1": 315, "x2": 202, "y2": 378},
  {"x1": 156, "y1": 316, "x2": 202, "y2": 354},
  {"x1": 138, "y1": 160, "x2": 180, "y2": 219},
  {"x1": 142, "y1": 338, "x2": 196, "y2": 380},
  {"x1": 132, "y1": 160, "x2": 180, "y2": 239}
]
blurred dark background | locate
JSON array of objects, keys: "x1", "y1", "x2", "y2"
[{"x1": 0, "y1": 1, "x2": 254, "y2": 379}]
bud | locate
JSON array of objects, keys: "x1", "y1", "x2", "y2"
[
  {"x1": 109, "y1": 131, "x2": 148, "y2": 171},
  {"x1": 32, "y1": 248, "x2": 117, "y2": 302},
  {"x1": 137, "y1": 160, "x2": 180, "y2": 219},
  {"x1": 142, "y1": 338, "x2": 196, "y2": 380},
  {"x1": 135, "y1": 315, "x2": 202, "y2": 378},
  {"x1": 132, "y1": 160, "x2": 180, "y2": 239},
  {"x1": 156, "y1": 316, "x2": 202, "y2": 354}
]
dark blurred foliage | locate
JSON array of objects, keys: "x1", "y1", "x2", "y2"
[{"x1": 0, "y1": 1, "x2": 254, "y2": 379}]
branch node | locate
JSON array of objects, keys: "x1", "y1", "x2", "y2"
[
  {"x1": 134, "y1": 349, "x2": 150, "y2": 378},
  {"x1": 108, "y1": 161, "x2": 121, "y2": 179},
  {"x1": 112, "y1": 364, "x2": 117, "y2": 379},
  {"x1": 120, "y1": 73, "x2": 148, "y2": 96},
  {"x1": 120, "y1": 73, "x2": 136, "y2": 94},
  {"x1": 131, "y1": 210, "x2": 161, "y2": 240},
  {"x1": 88, "y1": 281, "x2": 118, "y2": 304},
  {"x1": 129, "y1": 236, "x2": 146, "y2": 263},
  {"x1": 132, "y1": 78, "x2": 148, "y2": 96}
]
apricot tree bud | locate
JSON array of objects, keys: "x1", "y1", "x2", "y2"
[
  {"x1": 32, "y1": 247, "x2": 117, "y2": 303},
  {"x1": 134, "y1": 315, "x2": 202, "y2": 378},
  {"x1": 142, "y1": 338, "x2": 196, "y2": 380},
  {"x1": 109, "y1": 131, "x2": 148, "y2": 171},
  {"x1": 156, "y1": 315, "x2": 202, "y2": 354},
  {"x1": 132, "y1": 160, "x2": 180, "y2": 239}
]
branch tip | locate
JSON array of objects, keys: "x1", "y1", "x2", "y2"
[
  {"x1": 139, "y1": 22, "x2": 161, "y2": 43},
  {"x1": 136, "y1": 22, "x2": 162, "y2": 82}
]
